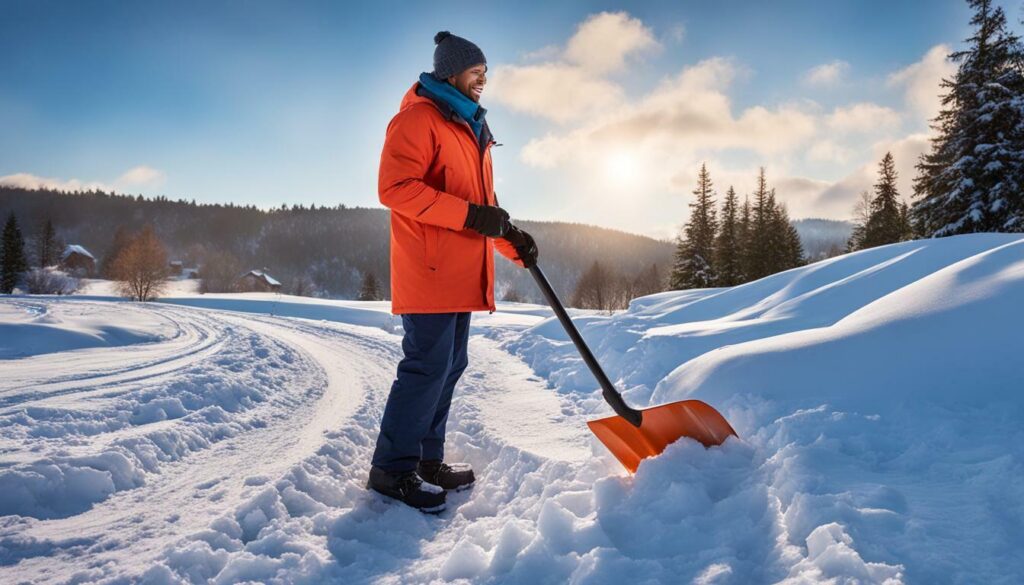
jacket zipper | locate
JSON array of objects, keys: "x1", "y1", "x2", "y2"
[{"x1": 455, "y1": 119, "x2": 497, "y2": 313}]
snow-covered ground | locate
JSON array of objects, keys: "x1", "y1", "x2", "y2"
[{"x1": 1, "y1": 233, "x2": 1022, "y2": 584}]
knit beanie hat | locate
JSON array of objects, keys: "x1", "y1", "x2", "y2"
[{"x1": 432, "y1": 31, "x2": 486, "y2": 79}]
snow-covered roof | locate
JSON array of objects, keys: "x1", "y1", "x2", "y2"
[
  {"x1": 244, "y1": 269, "x2": 281, "y2": 287},
  {"x1": 62, "y1": 244, "x2": 95, "y2": 261}
]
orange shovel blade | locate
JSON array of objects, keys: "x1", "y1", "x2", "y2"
[{"x1": 587, "y1": 399, "x2": 737, "y2": 473}]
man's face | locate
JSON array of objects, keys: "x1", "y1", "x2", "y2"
[{"x1": 447, "y1": 64, "x2": 487, "y2": 103}]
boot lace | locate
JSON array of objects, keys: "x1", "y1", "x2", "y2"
[{"x1": 395, "y1": 470, "x2": 423, "y2": 496}]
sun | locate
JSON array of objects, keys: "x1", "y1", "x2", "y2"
[{"x1": 605, "y1": 150, "x2": 640, "y2": 184}]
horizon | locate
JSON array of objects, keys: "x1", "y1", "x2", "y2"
[
  {"x1": 0, "y1": 184, "x2": 853, "y2": 246},
  {"x1": 2, "y1": 1, "x2": 1022, "y2": 239}
]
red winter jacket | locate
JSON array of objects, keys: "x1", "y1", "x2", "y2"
[{"x1": 378, "y1": 82, "x2": 521, "y2": 314}]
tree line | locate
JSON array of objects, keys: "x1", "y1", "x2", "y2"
[
  {"x1": 670, "y1": 165, "x2": 804, "y2": 290},
  {"x1": 0, "y1": 187, "x2": 674, "y2": 303},
  {"x1": 566, "y1": 165, "x2": 807, "y2": 312}
]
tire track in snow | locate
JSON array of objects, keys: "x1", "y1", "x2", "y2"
[
  {"x1": 0, "y1": 299, "x2": 226, "y2": 408},
  {"x1": 0, "y1": 303, "x2": 394, "y2": 583}
]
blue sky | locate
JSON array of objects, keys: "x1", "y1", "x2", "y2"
[{"x1": 2, "y1": 1, "x2": 1021, "y2": 238}]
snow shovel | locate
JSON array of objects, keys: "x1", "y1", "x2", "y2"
[{"x1": 527, "y1": 263, "x2": 738, "y2": 473}]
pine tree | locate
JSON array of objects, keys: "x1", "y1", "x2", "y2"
[
  {"x1": 861, "y1": 152, "x2": 908, "y2": 248},
  {"x1": 912, "y1": 0, "x2": 1024, "y2": 236},
  {"x1": 738, "y1": 195, "x2": 753, "y2": 283},
  {"x1": 743, "y1": 168, "x2": 774, "y2": 281},
  {"x1": 714, "y1": 186, "x2": 742, "y2": 286},
  {"x1": 1, "y1": 212, "x2": 30, "y2": 293},
  {"x1": 669, "y1": 163, "x2": 718, "y2": 289},
  {"x1": 35, "y1": 219, "x2": 58, "y2": 268},
  {"x1": 358, "y1": 271, "x2": 382, "y2": 301},
  {"x1": 764, "y1": 189, "x2": 785, "y2": 273},
  {"x1": 775, "y1": 202, "x2": 805, "y2": 269},
  {"x1": 899, "y1": 202, "x2": 914, "y2": 240}
]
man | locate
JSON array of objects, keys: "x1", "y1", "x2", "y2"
[{"x1": 369, "y1": 31, "x2": 539, "y2": 513}]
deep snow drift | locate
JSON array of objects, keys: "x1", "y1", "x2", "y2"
[{"x1": 1, "y1": 233, "x2": 1022, "y2": 584}]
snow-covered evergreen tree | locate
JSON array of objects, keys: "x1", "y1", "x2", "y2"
[
  {"x1": 670, "y1": 164, "x2": 718, "y2": 289},
  {"x1": 714, "y1": 186, "x2": 742, "y2": 286},
  {"x1": 1, "y1": 212, "x2": 29, "y2": 293},
  {"x1": 912, "y1": 0, "x2": 1024, "y2": 236}
]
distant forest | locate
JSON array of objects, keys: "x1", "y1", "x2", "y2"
[{"x1": 0, "y1": 187, "x2": 677, "y2": 303}]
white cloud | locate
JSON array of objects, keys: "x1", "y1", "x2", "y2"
[
  {"x1": 803, "y1": 60, "x2": 850, "y2": 87},
  {"x1": 564, "y1": 12, "x2": 660, "y2": 74},
  {"x1": 521, "y1": 44, "x2": 562, "y2": 62},
  {"x1": 521, "y1": 58, "x2": 818, "y2": 170},
  {"x1": 488, "y1": 15, "x2": 952, "y2": 229},
  {"x1": 807, "y1": 140, "x2": 854, "y2": 164},
  {"x1": 887, "y1": 44, "x2": 956, "y2": 122},
  {"x1": 0, "y1": 166, "x2": 166, "y2": 193},
  {"x1": 115, "y1": 165, "x2": 166, "y2": 188},
  {"x1": 826, "y1": 103, "x2": 901, "y2": 134},
  {"x1": 489, "y1": 11, "x2": 658, "y2": 124},
  {"x1": 488, "y1": 63, "x2": 625, "y2": 124},
  {"x1": 0, "y1": 173, "x2": 109, "y2": 192}
]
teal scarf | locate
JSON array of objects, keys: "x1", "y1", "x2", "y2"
[{"x1": 418, "y1": 72, "x2": 486, "y2": 141}]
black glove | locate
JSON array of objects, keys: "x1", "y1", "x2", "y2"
[
  {"x1": 464, "y1": 203, "x2": 511, "y2": 238},
  {"x1": 504, "y1": 225, "x2": 539, "y2": 268}
]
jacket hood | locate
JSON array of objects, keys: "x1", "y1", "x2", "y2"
[{"x1": 399, "y1": 82, "x2": 433, "y2": 113}]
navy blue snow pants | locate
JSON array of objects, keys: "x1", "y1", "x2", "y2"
[{"x1": 371, "y1": 312, "x2": 471, "y2": 472}]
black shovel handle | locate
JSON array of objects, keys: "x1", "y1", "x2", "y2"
[{"x1": 527, "y1": 264, "x2": 643, "y2": 427}]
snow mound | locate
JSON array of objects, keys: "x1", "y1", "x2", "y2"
[
  {"x1": 505, "y1": 233, "x2": 1024, "y2": 583},
  {"x1": 0, "y1": 299, "x2": 170, "y2": 358}
]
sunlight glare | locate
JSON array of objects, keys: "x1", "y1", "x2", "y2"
[{"x1": 605, "y1": 150, "x2": 640, "y2": 184}]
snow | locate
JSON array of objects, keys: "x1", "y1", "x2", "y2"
[
  {"x1": 60, "y1": 244, "x2": 95, "y2": 261},
  {"x1": 245, "y1": 269, "x2": 281, "y2": 287},
  {"x1": 2, "y1": 233, "x2": 1023, "y2": 583},
  {"x1": 0, "y1": 298, "x2": 170, "y2": 358}
]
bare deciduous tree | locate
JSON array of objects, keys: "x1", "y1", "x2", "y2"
[
  {"x1": 572, "y1": 260, "x2": 618, "y2": 312},
  {"x1": 112, "y1": 225, "x2": 169, "y2": 301}
]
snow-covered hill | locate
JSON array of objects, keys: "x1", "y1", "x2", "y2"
[{"x1": 1, "y1": 233, "x2": 1021, "y2": 584}]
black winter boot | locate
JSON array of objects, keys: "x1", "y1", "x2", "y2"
[
  {"x1": 367, "y1": 466, "x2": 446, "y2": 513},
  {"x1": 417, "y1": 460, "x2": 475, "y2": 491}
]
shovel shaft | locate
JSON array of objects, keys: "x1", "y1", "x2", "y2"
[{"x1": 528, "y1": 265, "x2": 643, "y2": 427}]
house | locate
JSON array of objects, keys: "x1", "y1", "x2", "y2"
[
  {"x1": 60, "y1": 245, "x2": 96, "y2": 276},
  {"x1": 169, "y1": 260, "x2": 183, "y2": 276},
  {"x1": 238, "y1": 269, "x2": 282, "y2": 293}
]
